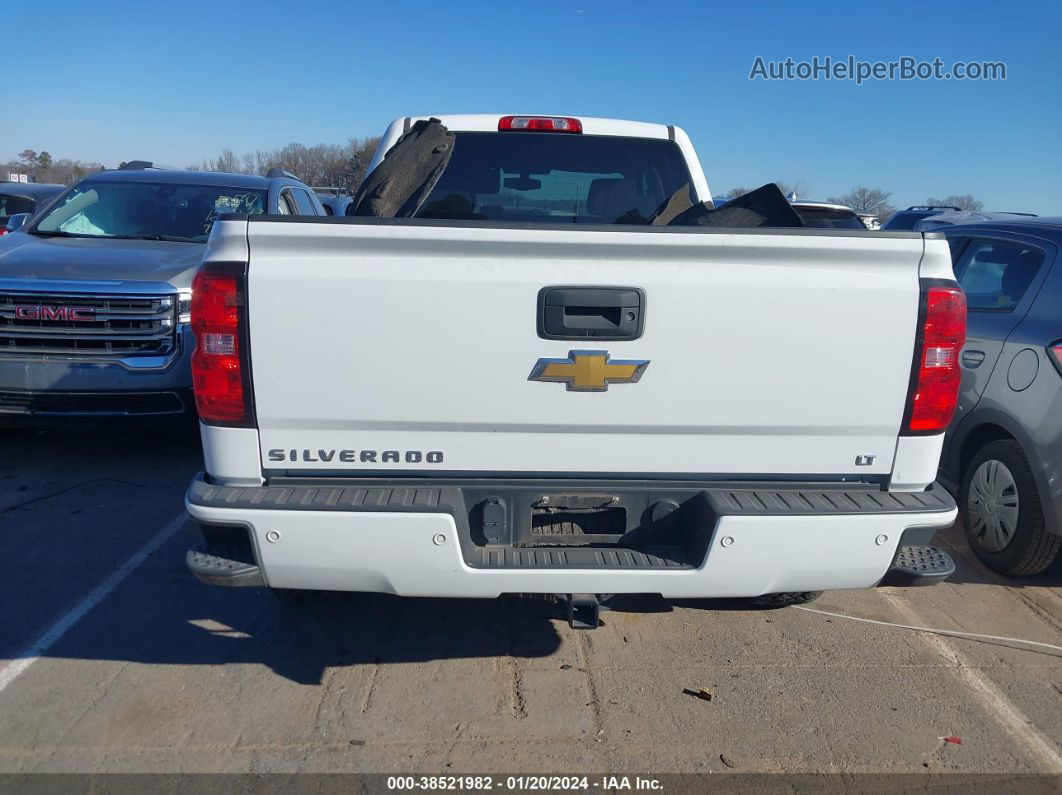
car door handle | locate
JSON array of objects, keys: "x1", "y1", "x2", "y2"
[
  {"x1": 962, "y1": 350, "x2": 986, "y2": 368},
  {"x1": 537, "y1": 286, "x2": 645, "y2": 341}
]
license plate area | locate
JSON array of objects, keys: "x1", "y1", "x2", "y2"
[
  {"x1": 527, "y1": 495, "x2": 626, "y2": 547},
  {"x1": 465, "y1": 487, "x2": 716, "y2": 567}
]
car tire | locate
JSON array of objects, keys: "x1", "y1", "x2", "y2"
[
  {"x1": 747, "y1": 591, "x2": 822, "y2": 608},
  {"x1": 960, "y1": 439, "x2": 1061, "y2": 576}
]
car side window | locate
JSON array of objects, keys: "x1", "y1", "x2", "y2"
[
  {"x1": 276, "y1": 189, "x2": 297, "y2": 215},
  {"x1": 292, "y1": 189, "x2": 319, "y2": 215},
  {"x1": 953, "y1": 239, "x2": 1045, "y2": 312}
]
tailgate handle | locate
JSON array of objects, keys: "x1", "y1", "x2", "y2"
[
  {"x1": 537, "y1": 286, "x2": 645, "y2": 341},
  {"x1": 962, "y1": 350, "x2": 986, "y2": 368}
]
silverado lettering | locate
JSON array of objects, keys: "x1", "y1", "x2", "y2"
[{"x1": 268, "y1": 449, "x2": 444, "y2": 464}]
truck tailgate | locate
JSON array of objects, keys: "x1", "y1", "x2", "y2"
[{"x1": 245, "y1": 219, "x2": 922, "y2": 477}]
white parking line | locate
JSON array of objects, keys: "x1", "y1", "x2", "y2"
[
  {"x1": 0, "y1": 513, "x2": 187, "y2": 695},
  {"x1": 880, "y1": 590, "x2": 1062, "y2": 773}
]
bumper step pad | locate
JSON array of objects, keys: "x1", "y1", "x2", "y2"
[
  {"x1": 187, "y1": 544, "x2": 265, "y2": 587},
  {"x1": 879, "y1": 545, "x2": 955, "y2": 587},
  {"x1": 471, "y1": 546, "x2": 692, "y2": 569}
]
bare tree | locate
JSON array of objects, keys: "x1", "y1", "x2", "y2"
[
  {"x1": 926, "y1": 194, "x2": 984, "y2": 211},
  {"x1": 344, "y1": 136, "x2": 379, "y2": 189},
  {"x1": 210, "y1": 148, "x2": 243, "y2": 174},
  {"x1": 826, "y1": 186, "x2": 896, "y2": 220},
  {"x1": 8, "y1": 136, "x2": 382, "y2": 191},
  {"x1": 193, "y1": 137, "x2": 381, "y2": 192},
  {"x1": 4, "y1": 155, "x2": 104, "y2": 184}
]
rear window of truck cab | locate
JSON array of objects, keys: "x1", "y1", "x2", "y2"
[{"x1": 416, "y1": 132, "x2": 693, "y2": 225}]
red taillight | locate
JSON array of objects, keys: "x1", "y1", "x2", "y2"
[
  {"x1": 191, "y1": 265, "x2": 252, "y2": 426},
  {"x1": 498, "y1": 116, "x2": 582, "y2": 133},
  {"x1": 904, "y1": 286, "x2": 967, "y2": 433},
  {"x1": 1049, "y1": 341, "x2": 1062, "y2": 377},
  {"x1": 0, "y1": 229, "x2": 8, "y2": 236}
]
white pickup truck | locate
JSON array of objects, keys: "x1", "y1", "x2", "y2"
[{"x1": 185, "y1": 114, "x2": 965, "y2": 628}]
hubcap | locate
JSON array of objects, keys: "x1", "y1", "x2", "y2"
[{"x1": 968, "y1": 459, "x2": 1020, "y2": 552}]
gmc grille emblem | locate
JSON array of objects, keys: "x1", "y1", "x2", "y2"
[{"x1": 14, "y1": 305, "x2": 95, "y2": 321}]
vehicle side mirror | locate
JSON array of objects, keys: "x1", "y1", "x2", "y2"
[{"x1": 4, "y1": 213, "x2": 30, "y2": 232}]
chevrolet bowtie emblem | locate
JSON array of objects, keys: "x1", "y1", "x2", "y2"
[{"x1": 529, "y1": 350, "x2": 649, "y2": 392}]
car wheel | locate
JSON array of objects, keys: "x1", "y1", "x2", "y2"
[
  {"x1": 747, "y1": 591, "x2": 822, "y2": 608},
  {"x1": 960, "y1": 439, "x2": 1061, "y2": 576}
]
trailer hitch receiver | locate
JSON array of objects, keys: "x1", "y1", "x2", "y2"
[{"x1": 568, "y1": 593, "x2": 601, "y2": 629}]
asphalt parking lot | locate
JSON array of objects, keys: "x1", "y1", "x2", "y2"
[{"x1": 0, "y1": 425, "x2": 1060, "y2": 775}]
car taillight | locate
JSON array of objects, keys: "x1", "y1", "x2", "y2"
[
  {"x1": 1049, "y1": 341, "x2": 1062, "y2": 377},
  {"x1": 0, "y1": 229, "x2": 8, "y2": 236},
  {"x1": 498, "y1": 116, "x2": 582, "y2": 133},
  {"x1": 191, "y1": 264, "x2": 253, "y2": 426},
  {"x1": 903, "y1": 285, "x2": 967, "y2": 433}
]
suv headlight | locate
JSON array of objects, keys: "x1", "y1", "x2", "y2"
[{"x1": 178, "y1": 289, "x2": 192, "y2": 324}]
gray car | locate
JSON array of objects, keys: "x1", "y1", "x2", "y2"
[
  {"x1": 938, "y1": 218, "x2": 1062, "y2": 575},
  {"x1": 0, "y1": 164, "x2": 324, "y2": 419}
]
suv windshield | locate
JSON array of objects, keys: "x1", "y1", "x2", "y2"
[
  {"x1": 417, "y1": 132, "x2": 693, "y2": 224},
  {"x1": 32, "y1": 181, "x2": 267, "y2": 242}
]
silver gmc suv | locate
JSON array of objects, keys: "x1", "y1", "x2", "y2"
[{"x1": 0, "y1": 163, "x2": 324, "y2": 419}]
